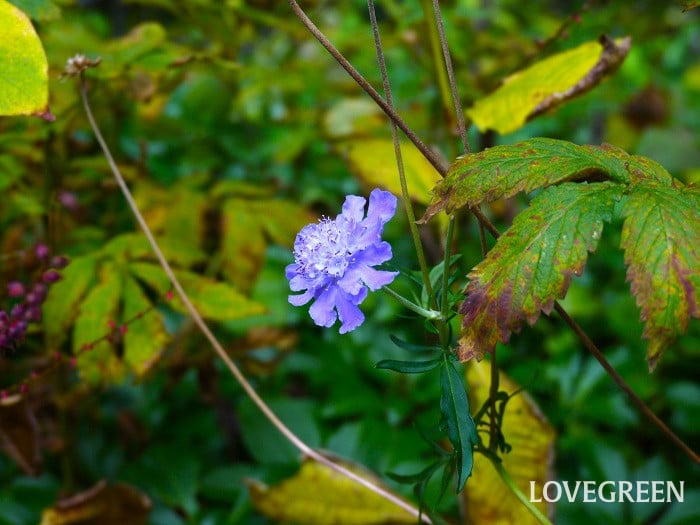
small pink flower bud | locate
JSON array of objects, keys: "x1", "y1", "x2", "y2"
[
  {"x1": 42, "y1": 270, "x2": 62, "y2": 283},
  {"x1": 35, "y1": 243, "x2": 50, "y2": 259},
  {"x1": 7, "y1": 281, "x2": 25, "y2": 298}
]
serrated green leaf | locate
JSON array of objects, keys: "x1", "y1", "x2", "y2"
[
  {"x1": 73, "y1": 264, "x2": 126, "y2": 386},
  {"x1": 619, "y1": 182, "x2": 700, "y2": 370},
  {"x1": 339, "y1": 138, "x2": 442, "y2": 205},
  {"x1": 422, "y1": 138, "x2": 670, "y2": 222},
  {"x1": 129, "y1": 262, "x2": 265, "y2": 321},
  {"x1": 375, "y1": 359, "x2": 441, "y2": 374},
  {"x1": 457, "y1": 182, "x2": 622, "y2": 361},
  {"x1": 122, "y1": 275, "x2": 170, "y2": 377},
  {"x1": 467, "y1": 37, "x2": 630, "y2": 134},
  {"x1": 7, "y1": 0, "x2": 60, "y2": 21},
  {"x1": 42, "y1": 255, "x2": 98, "y2": 348},
  {"x1": 440, "y1": 359, "x2": 477, "y2": 492},
  {"x1": 0, "y1": 0, "x2": 50, "y2": 118}
]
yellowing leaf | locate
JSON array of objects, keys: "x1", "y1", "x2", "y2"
[
  {"x1": 464, "y1": 360, "x2": 555, "y2": 525},
  {"x1": 339, "y1": 138, "x2": 442, "y2": 205},
  {"x1": 467, "y1": 37, "x2": 630, "y2": 134},
  {"x1": 40, "y1": 481, "x2": 151, "y2": 525},
  {"x1": 129, "y1": 262, "x2": 266, "y2": 321},
  {"x1": 248, "y1": 459, "x2": 417, "y2": 525},
  {"x1": 619, "y1": 182, "x2": 700, "y2": 370},
  {"x1": 0, "y1": 0, "x2": 51, "y2": 118}
]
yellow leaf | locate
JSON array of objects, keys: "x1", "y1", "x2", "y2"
[
  {"x1": 463, "y1": 360, "x2": 556, "y2": 525},
  {"x1": 467, "y1": 37, "x2": 630, "y2": 134},
  {"x1": 0, "y1": 0, "x2": 50, "y2": 118},
  {"x1": 248, "y1": 459, "x2": 417, "y2": 525},
  {"x1": 339, "y1": 138, "x2": 442, "y2": 205}
]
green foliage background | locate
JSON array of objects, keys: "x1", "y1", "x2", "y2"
[{"x1": 0, "y1": 1, "x2": 699, "y2": 524}]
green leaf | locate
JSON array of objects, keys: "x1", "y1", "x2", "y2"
[
  {"x1": 121, "y1": 275, "x2": 170, "y2": 378},
  {"x1": 7, "y1": 0, "x2": 60, "y2": 21},
  {"x1": 467, "y1": 37, "x2": 630, "y2": 134},
  {"x1": 42, "y1": 255, "x2": 98, "y2": 348},
  {"x1": 0, "y1": 0, "x2": 51, "y2": 118},
  {"x1": 421, "y1": 138, "x2": 671, "y2": 222},
  {"x1": 73, "y1": 263, "x2": 126, "y2": 386},
  {"x1": 619, "y1": 182, "x2": 700, "y2": 370},
  {"x1": 375, "y1": 359, "x2": 441, "y2": 374},
  {"x1": 440, "y1": 358, "x2": 477, "y2": 492},
  {"x1": 457, "y1": 182, "x2": 622, "y2": 361},
  {"x1": 389, "y1": 334, "x2": 441, "y2": 353},
  {"x1": 129, "y1": 262, "x2": 265, "y2": 321}
]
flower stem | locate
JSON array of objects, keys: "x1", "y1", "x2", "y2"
[
  {"x1": 490, "y1": 458, "x2": 553, "y2": 525},
  {"x1": 382, "y1": 286, "x2": 442, "y2": 321}
]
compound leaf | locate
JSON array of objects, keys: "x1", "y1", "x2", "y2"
[
  {"x1": 467, "y1": 36, "x2": 630, "y2": 135},
  {"x1": 458, "y1": 182, "x2": 622, "y2": 361},
  {"x1": 422, "y1": 138, "x2": 671, "y2": 221},
  {"x1": 619, "y1": 182, "x2": 700, "y2": 370}
]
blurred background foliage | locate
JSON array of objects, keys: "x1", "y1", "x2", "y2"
[{"x1": 0, "y1": 0, "x2": 699, "y2": 524}]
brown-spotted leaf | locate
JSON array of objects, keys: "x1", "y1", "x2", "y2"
[
  {"x1": 464, "y1": 360, "x2": 555, "y2": 525},
  {"x1": 422, "y1": 138, "x2": 671, "y2": 222},
  {"x1": 247, "y1": 458, "x2": 417, "y2": 525},
  {"x1": 458, "y1": 182, "x2": 622, "y2": 361},
  {"x1": 40, "y1": 481, "x2": 151, "y2": 525},
  {"x1": 619, "y1": 181, "x2": 700, "y2": 370},
  {"x1": 467, "y1": 36, "x2": 630, "y2": 135}
]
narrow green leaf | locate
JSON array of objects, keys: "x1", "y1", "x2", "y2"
[
  {"x1": 0, "y1": 0, "x2": 51, "y2": 118},
  {"x1": 421, "y1": 138, "x2": 671, "y2": 222},
  {"x1": 73, "y1": 263, "x2": 126, "y2": 386},
  {"x1": 440, "y1": 359, "x2": 477, "y2": 492},
  {"x1": 619, "y1": 182, "x2": 700, "y2": 370},
  {"x1": 122, "y1": 275, "x2": 170, "y2": 378},
  {"x1": 42, "y1": 255, "x2": 97, "y2": 348},
  {"x1": 457, "y1": 182, "x2": 622, "y2": 361},
  {"x1": 375, "y1": 359, "x2": 441, "y2": 374},
  {"x1": 389, "y1": 334, "x2": 441, "y2": 353}
]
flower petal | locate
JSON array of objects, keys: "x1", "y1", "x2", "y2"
[
  {"x1": 341, "y1": 194, "x2": 367, "y2": 223},
  {"x1": 308, "y1": 287, "x2": 338, "y2": 328},
  {"x1": 289, "y1": 290, "x2": 314, "y2": 306},
  {"x1": 359, "y1": 267, "x2": 399, "y2": 290},
  {"x1": 335, "y1": 291, "x2": 366, "y2": 333},
  {"x1": 365, "y1": 188, "x2": 397, "y2": 225}
]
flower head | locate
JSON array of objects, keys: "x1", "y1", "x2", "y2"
[{"x1": 286, "y1": 188, "x2": 399, "y2": 333}]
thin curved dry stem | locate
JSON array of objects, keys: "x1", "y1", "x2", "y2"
[
  {"x1": 79, "y1": 74, "x2": 433, "y2": 524},
  {"x1": 367, "y1": 0, "x2": 433, "y2": 300},
  {"x1": 287, "y1": 0, "x2": 700, "y2": 468}
]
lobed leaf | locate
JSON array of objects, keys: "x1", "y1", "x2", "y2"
[
  {"x1": 439, "y1": 359, "x2": 478, "y2": 491},
  {"x1": 421, "y1": 138, "x2": 670, "y2": 222},
  {"x1": 457, "y1": 182, "x2": 622, "y2": 361},
  {"x1": 619, "y1": 182, "x2": 700, "y2": 370},
  {"x1": 0, "y1": 0, "x2": 51, "y2": 118},
  {"x1": 467, "y1": 36, "x2": 630, "y2": 135}
]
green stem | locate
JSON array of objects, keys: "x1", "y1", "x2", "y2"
[
  {"x1": 491, "y1": 459, "x2": 553, "y2": 525},
  {"x1": 488, "y1": 347, "x2": 500, "y2": 452},
  {"x1": 382, "y1": 286, "x2": 442, "y2": 320}
]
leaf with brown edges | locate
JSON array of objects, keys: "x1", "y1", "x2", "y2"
[
  {"x1": 619, "y1": 181, "x2": 700, "y2": 370},
  {"x1": 457, "y1": 182, "x2": 622, "y2": 361}
]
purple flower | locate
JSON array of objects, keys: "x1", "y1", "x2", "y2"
[{"x1": 286, "y1": 188, "x2": 399, "y2": 333}]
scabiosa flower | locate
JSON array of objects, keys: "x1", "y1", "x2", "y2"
[{"x1": 286, "y1": 188, "x2": 399, "y2": 333}]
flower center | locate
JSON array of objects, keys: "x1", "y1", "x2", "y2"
[{"x1": 294, "y1": 218, "x2": 354, "y2": 279}]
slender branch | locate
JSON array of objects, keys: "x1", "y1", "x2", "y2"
[
  {"x1": 553, "y1": 303, "x2": 700, "y2": 466},
  {"x1": 287, "y1": 0, "x2": 501, "y2": 240},
  {"x1": 428, "y1": 0, "x2": 488, "y2": 256},
  {"x1": 79, "y1": 74, "x2": 433, "y2": 523},
  {"x1": 488, "y1": 347, "x2": 499, "y2": 452},
  {"x1": 490, "y1": 458, "x2": 553, "y2": 525},
  {"x1": 368, "y1": 0, "x2": 433, "y2": 300}
]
